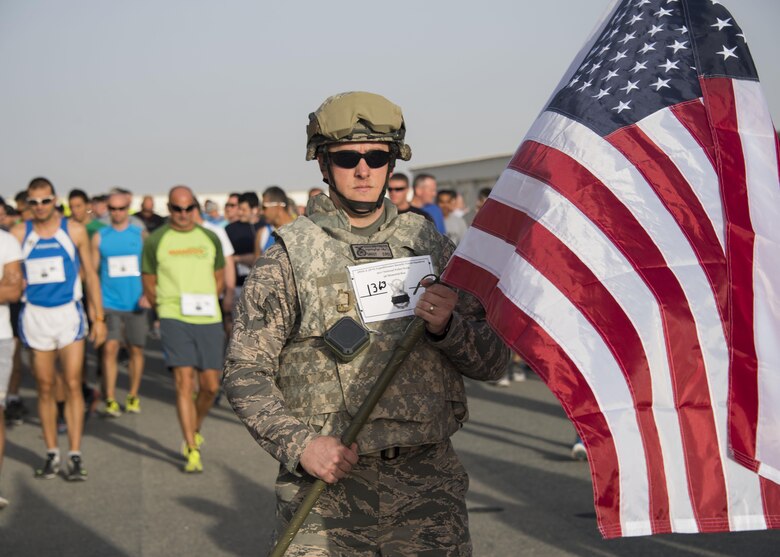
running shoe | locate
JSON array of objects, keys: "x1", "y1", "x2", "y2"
[
  {"x1": 66, "y1": 454, "x2": 88, "y2": 481},
  {"x1": 125, "y1": 395, "x2": 141, "y2": 414},
  {"x1": 5, "y1": 399, "x2": 24, "y2": 425},
  {"x1": 0, "y1": 494, "x2": 8, "y2": 509},
  {"x1": 183, "y1": 447, "x2": 203, "y2": 473},
  {"x1": 495, "y1": 376, "x2": 511, "y2": 387},
  {"x1": 35, "y1": 453, "x2": 61, "y2": 480},
  {"x1": 180, "y1": 431, "x2": 205, "y2": 457},
  {"x1": 102, "y1": 398, "x2": 122, "y2": 418},
  {"x1": 571, "y1": 441, "x2": 588, "y2": 461}
]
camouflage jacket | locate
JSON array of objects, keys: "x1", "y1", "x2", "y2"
[{"x1": 224, "y1": 195, "x2": 509, "y2": 474}]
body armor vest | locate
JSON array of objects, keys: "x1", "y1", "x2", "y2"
[{"x1": 275, "y1": 198, "x2": 467, "y2": 453}]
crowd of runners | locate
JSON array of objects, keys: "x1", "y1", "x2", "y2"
[{"x1": 0, "y1": 173, "x2": 528, "y2": 509}]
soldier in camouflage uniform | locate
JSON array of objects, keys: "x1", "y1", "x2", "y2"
[{"x1": 224, "y1": 91, "x2": 509, "y2": 556}]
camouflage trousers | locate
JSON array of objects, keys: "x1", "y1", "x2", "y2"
[{"x1": 273, "y1": 439, "x2": 472, "y2": 556}]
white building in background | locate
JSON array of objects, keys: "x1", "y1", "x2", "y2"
[{"x1": 410, "y1": 153, "x2": 512, "y2": 211}]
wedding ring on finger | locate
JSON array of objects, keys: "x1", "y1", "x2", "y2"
[{"x1": 428, "y1": 305, "x2": 435, "y2": 313}]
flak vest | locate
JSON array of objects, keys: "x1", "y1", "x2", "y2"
[{"x1": 276, "y1": 202, "x2": 468, "y2": 453}]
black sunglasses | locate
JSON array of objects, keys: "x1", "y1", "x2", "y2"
[
  {"x1": 329, "y1": 150, "x2": 391, "y2": 169},
  {"x1": 169, "y1": 203, "x2": 197, "y2": 213},
  {"x1": 108, "y1": 205, "x2": 129, "y2": 212},
  {"x1": 27, "y1": 196, "x2": 56, "y2": 206},
  {"x1": 387, "y1": 186, "x2": 408, "y2": 192}
]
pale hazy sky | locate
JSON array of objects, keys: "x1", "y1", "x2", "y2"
[{"x1": 1, "y1": 0, "x2": 778, "y2": 197}]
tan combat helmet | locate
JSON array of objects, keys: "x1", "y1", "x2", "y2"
[{"x1": 306, "y1": 91, "x2": 412, "y2": 161}]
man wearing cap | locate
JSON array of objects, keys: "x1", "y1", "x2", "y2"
[{"x1": 224, "y1": 92, "x2": 508, "y2": 555}]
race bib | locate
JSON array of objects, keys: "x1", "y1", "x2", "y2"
[
  {"x1": 347, "y1": 255, "x2": 434, "y2": 323},
  {"x1": 26, "y1": 256, "x2": 66, "y2": 285},
  {"x1": 181, "y1": 293, "x2": 217, "y2": 317},
  {"x1": 108, "y1": 255, "x2": 140, "y2": 278}
]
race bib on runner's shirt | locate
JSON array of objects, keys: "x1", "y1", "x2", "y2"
[
  {"x1": 26, "y1": 256, "x2": 66, "y2": 285},
  {"x1": 180, "y1": 293, "x2": 216, "y2": 317},
  {"x1": 107, "y1": 255, "x2": 140, "y2": 278}
]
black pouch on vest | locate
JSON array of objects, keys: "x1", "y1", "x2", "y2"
[{"x1": 323, "y1": 317, "x2": 371, "y2": 362}]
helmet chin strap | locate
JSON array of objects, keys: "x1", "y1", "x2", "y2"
[{"x1": 322, "y1": 151, "x2": 394, "y2": 217}]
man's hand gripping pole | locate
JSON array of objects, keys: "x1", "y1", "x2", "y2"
[{"x1": 269, "y1": 275, "x2": 440, "y2": 557}]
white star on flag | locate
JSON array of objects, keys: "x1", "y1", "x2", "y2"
[
  {"x1": 577, "y1": 79, "x2": 593, "y2": 92},
  {"x1": 612, "y1": 99, "x2": 631, "y2": 112},
  {"x1": 654, "y1": 7, "x2": 673, "y2": 17},
  {"x1": 604, "y1": 69, "x2": 620, "y2": 82},
  {"x1": 593, "y1": 88, "x2": 611, "y2": 100},
  {"x1": 630, "y1": 61, "x2": 648, "y2": 74},
  {"x1": 668, "y1": 40, "x2": 689, "y2": 54},
  {"x1": 712, "y1": 17, "x2": 732, "y2": 31},
  {"x1": 619, "y1": 79, "x2": 639, "y2": 94},
  {"x1": 639, "y1": 42, "x2": 656, "y2": 54},
  {"x1": 659, "y1": 58, "x2": 679, "y2": 72},
  {"x1": 610, "y1": 50, "x2": 628, "y2": 62},
  {"x1": 619, "y1": 32, "x2": 637, "y2": 45},
  {"x1": 717, "y1": 45, "x2": 738, "y2": 60},
  {"x1": 650, "y1": 77, "x2": 671, "y2": 90},
  {"x1": 648, "y1": 24, "x2": 664, "y2": 37}
]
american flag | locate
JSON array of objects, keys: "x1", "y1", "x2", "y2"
[{"x1": 442, "y1": 0, "x2": 780, "y2": 538}]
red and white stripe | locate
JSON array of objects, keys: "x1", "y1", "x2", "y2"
[
  {"x1": 706, "y1": 78, "x2": 780, "y2": 494},
  {"x1": 442, "y1": 82, "x2": 780, "y2": 536}
]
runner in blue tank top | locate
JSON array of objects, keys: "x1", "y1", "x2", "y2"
[
  {"x1": 10, "y1": 177, "x2": 106, "y2": 482},
  {"x1": 21, "y1": 218, "x2": 82, "y2": 307},
  {"x1": 91, "y1": 190, "x2": 150, "y2": 417},
  {"x1": 97, "y1": 222, "x2": 144, "y2": 312}
]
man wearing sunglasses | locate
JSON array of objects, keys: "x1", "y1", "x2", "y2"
[
  {"x1": 10, "y1": 177, "x2": 107, "y2": 482},
  {"x1": 142, "y1": 186, "x2": 225, "y2": 473},
  {"x1": 91, "y1": 190, "x2": 150, "y2": 418},
  {"x1": 223, "y1": 192, "x2": 241, "y2": 225},
  {"x1": 386, "y1": 172, "x2": 432, "y2": 221},
  {"x1": 225, "y1": 92, "x2": 509, "y2": 555},
  {"x1": 253, "y1": 186, "x2": 294, "y2": 258}
]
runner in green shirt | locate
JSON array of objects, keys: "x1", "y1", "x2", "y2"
[{"x1": 142, "y1": 186, "x2": 225, "y2": 473}]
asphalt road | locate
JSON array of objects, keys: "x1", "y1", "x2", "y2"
[{"x1": 0, "y1": 342, "x2": 777, "y2": 556}]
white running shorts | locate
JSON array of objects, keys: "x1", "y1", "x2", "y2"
[{"x1": 19, "y1": 301, "x2": 87, "y2": 351}]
